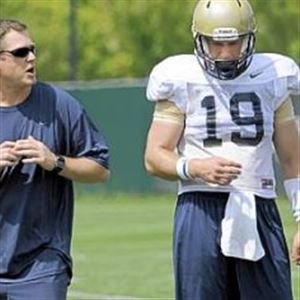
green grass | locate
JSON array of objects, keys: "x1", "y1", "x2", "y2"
[{"x1": 68, "y1": 193, "x2": 299, "y2": 299}]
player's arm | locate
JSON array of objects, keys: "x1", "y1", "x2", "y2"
[
  {"x1": 144, "y1": 100, "x2": 185, "y2": 180},
  {"x1": 273, "y1": 96, "x2": 300, "y2": 264},
  {"x1": 274, "y1": 98, "x2": 299, "y2": 178},
  {"x1": 144, "y1": 100, "x2": 242, "y2": 184},
  {"x1": 13, "y1": 136, "x2": 110, "y2": 182}
]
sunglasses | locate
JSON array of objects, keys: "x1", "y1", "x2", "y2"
[{"x1": 0, "y1": 45, "x2": 36, "y2": 58}]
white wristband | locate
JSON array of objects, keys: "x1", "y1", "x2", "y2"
[
  {"x1": 284, "y1": 178, "x2": 300, "y2": 222},
  {"x1": 176, "y1": 157, "x2": 192, "y2": 180}
]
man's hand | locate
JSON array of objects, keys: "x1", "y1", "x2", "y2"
[
  {"x1": 291, "y1": 227, "x2": 300, "y2": 265},
  {"x1": 189, "y1": 157, "x2": 242, "y2": 186},
  {"x1": 0, "y1": 141, "x2": 19, "y2": 170},
  {"x1": 14, "y1": 136, "x2": 56, "y2": 171}
]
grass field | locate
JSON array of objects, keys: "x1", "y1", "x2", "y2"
[{"x1": 68, "y1": 193, "x2": 299, "y2": 300}]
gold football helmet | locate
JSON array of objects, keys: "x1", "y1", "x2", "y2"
[{"x1": 192, "y1": 0, "x2": 257, "y2": 80}]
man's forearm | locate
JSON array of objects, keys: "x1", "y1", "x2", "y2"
[{"x1": 58, "y1": 156, "x2": 110, "y2": 183}]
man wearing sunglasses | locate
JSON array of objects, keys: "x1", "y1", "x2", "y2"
[
  {"x1": 0, "y1": 19, "x2": 110, "y2": 299},
  {"x1": 0, "y1": 45, "x2": 36, "y2": 57}
]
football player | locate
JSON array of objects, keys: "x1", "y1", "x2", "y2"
[{"x1": 144, "y1": 0, "x2": 300, "y2": 299}]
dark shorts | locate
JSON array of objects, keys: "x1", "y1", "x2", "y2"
[
  {"x1": 173, "y1": 191, "x2": 293, "y2": 300},
  {"x1": 0, "y1": 271, "x2": 69, "y2": 300}
]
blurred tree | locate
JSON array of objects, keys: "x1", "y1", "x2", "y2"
[
  {"x1": 0, "y1": 0, "x2": 299, "y2": 81},
  {"x1": 69, "y1": 0, "x2": 78, "y2": 80},
  {"x1": 1, "y1": 0, "x2": 69, "y2": 81},
  {"x1": 251, "y1": 0, "x2": 299, "y2": 60}
]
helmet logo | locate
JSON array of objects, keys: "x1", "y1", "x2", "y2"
[{"x1": 212, "y1": 28, "x2": 239, "y2": 41}]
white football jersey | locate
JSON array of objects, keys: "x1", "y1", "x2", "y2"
[{"x1": 147, "y1": 53, "x2": 300, "y2": 197}]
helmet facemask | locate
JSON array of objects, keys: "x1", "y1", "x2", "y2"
[{"x1": 194, "y1": 32, "x2": 256, "y2": 80}]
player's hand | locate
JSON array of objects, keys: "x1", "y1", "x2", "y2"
[
  {"x1": 0, "y1": 141, "x2": 19, "y2": 170},
  {"x1": 291, "y1": 227, "x2": 300, "y2": 266},
  {"x1": 188, "y1": 156, "x2": 242, "y2": 185},
  {"x1": 13, "y1": 136, "x2": 56, "y2": 171}
]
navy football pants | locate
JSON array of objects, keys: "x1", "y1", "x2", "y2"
[
  {"x1": 0, "y1": 272, "x2": 69, "y2": 300},
  {"x1": 173, "y1": 192, "x2": 293, "y2": 300}
]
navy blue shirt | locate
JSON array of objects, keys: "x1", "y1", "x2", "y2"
[{"x1": 0, "y1": 82, "x2": 109, "y2": 281}]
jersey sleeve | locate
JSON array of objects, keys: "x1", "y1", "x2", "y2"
[
  {"x1": 153, "y1": 100, "x2": 184, "y2": 124},
  {"x1": 274, "y1": 97, "x2": 295, "y2": 124},
  {"x1": 273, "y1": 56, "x2": 300, "y2": 110},
  {"x1": 70, "y1": 108, "x2": 110, "y2": 169},
  {"x1": 287, "y1": 59, "x2": 300, "y2": 96},
  {"x1": 55, "y1": 87, "x2": 110, "y2": 169},
  {"x1": 146, "y1": 59, "x2": 187, "y2": 113}
]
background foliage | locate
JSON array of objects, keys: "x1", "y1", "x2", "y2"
[{"x1": 1, "y1": 0, "x2": 299, "y2": 81}]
